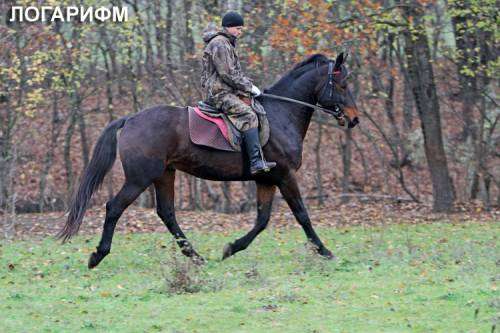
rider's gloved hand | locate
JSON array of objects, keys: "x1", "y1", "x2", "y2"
[{"x1": 251, "y1": 85, "x2": 261, "y2": 96}]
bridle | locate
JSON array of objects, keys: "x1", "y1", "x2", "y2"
[
  {"x1": 260, "y1": 60, "x2": 345, "y2": 121},
  {"x1": 317, "y1": 61, "x2": 344, "y2": 118}
]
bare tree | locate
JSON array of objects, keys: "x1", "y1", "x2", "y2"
[{"x1": 400, "y1": 1, "x2": 455, "y2": 212}]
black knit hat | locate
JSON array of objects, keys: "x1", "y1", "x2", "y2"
[{"x1": 222, "y1": 11, "x2": 244, "y2": 27}]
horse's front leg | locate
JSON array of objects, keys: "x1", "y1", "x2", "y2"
[{"x1": 279, "y1": 172, "x2": 334, "y2": 259}]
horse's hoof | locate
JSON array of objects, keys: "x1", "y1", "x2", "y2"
[
  {"x1": 320, "y1": 249, "x2": 336, "y2": 260},
  {"x1": 88, "y1": 252, "x2": 101, "y2": 269},
  {"x1": 192, "y1": 254, "x2": 206, "y2": 266},
  {"x1": 222, "y1": 243, "x2": 233, "y2": 260}
]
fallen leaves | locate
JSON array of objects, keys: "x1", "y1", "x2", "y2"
[{"x1": 4, "y1": 201, "x2": 498, "y2": 240}]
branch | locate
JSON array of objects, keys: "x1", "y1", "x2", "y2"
[
  {"x1": 374, "y1": 20, "x2": 407, "y2": 27},
  {"x1": 332, "y1": 193, "x2": 415, "y2": 203}
]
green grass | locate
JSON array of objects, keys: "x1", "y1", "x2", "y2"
[{"x1": 1, "y1": 222, "x2": 498, "y2": 332}]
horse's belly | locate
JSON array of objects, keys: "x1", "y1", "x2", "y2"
[
  {"x1": 173, "y1": 163, "x2": 251, "y2": 181},
  {"x1": 171, "y1": 148, "x2": 251, "y2": 181}
]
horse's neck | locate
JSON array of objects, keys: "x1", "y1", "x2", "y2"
[{"x1": 266, "y1": 70, "x2": 319, "y2": 140}]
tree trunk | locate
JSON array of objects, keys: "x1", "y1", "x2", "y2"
[
  {"x1": 400, "y1": 2, "x2": 455, "y2": 212},
  {"x1": 64, "y1": 109, "x2": 78, "y2": 198},
  {"x1": 102, "y1": 46, "x2": 115, "y2": 201},
  {"x1": 76, "y1": 97, "x2": 89, "y2": 168},
  {"x1": 340, "y1": 129, "x2": 352, "y2": 203},
  {"x1": 38, "y1": 91, "x2": 63, "y2": 211},
  {"x1": 450, "y1": 0, "x2": 479, "y2": 142},
  {"x1": 0, "y1": 26, "x2": 25, "y2": 210},
  {"x1": 314, "y1": 114, "x2": 324, "y2": 206},
  {"x1": 183, "y1": 0, "x2": 195, "y2": 57},
  {"x1": 395, "y1": 37, "x2": 414, "y2": 130},
  {"x1": 222, "y1": 182, "x2": 232, "y2": 213},
  {"x1": 165, "y1": 0, "x2": 173, "y2": 64}
]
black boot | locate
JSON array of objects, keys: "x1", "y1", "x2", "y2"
[{"x1": 242, "y1": 128, "x2": 276, "y2": 175}]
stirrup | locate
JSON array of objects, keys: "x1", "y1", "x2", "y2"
[{"x1": 250, "y1": 146, "x2": 276, "y2": 175}]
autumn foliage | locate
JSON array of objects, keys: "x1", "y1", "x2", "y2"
[{"x1": 0, "y1": 0, "x2": 497, "y2": 220}]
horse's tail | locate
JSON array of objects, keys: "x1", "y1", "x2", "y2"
[{"x1": 58, "y1": 116, "x2": 129, "y2": 242}]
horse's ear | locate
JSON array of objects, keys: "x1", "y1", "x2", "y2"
[{"x1": 334, "y1": 52, "x2": 344, "y2": 70}]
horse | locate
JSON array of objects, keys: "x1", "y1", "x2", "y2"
[{"x1": 58, "y1": 52, "x2": 359, "y2": 269}]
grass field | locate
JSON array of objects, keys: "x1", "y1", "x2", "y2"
[{"x1": 1, "y1": 222, "x2": 498, "y2": 332}]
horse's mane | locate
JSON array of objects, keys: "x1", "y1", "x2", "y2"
[
  {"x1": 267, "y1": 54, "x2": 330, "y2": 90},
  {"x1": 291, "y1": 54, "x2": 330, "y2": 71}
]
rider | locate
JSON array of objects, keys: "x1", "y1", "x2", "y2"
[{"x1": 201, "y1": 11, "x2": 276, "y2": 175}]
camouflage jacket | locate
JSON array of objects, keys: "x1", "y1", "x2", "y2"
[{"x1": 201, "y1": 29, "x2": 253, "y2": 102}]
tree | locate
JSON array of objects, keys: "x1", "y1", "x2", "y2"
[{"x1": 399, "y1": 1, "x2": 455, "y2": 212}]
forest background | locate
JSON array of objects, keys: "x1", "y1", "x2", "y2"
[{"x1": 0, "y1": 0, "x2": 497, "y2": 232}]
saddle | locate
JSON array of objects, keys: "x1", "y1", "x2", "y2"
[{"x1": 188, "y1": 99, "x2": 270, "y2": 152}]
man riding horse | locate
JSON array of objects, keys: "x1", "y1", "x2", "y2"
[
  {"x1": 201, "y1": 11, "x2": 276, "y2": 175},
  {"x1": 59, "y1": 9, "x2": 360, "y2": 267}
]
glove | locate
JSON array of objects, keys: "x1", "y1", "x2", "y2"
[{"x1": 251, "y1": 85, "x2": 261, "y2": 96}]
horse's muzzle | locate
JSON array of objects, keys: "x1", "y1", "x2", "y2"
[{"x1": 348, "y1": 117, "x2": 359, "y2": 128}]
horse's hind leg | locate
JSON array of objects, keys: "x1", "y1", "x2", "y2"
[
  {"x1": 154, "y1": 169, "x2": 204, "y2": 264},
  {"x1": 222, "y1": 183, "x2": 276, "y2": 260},
  {"x1": 88, "y1": 181, "x2": 147, "y2": 269}
]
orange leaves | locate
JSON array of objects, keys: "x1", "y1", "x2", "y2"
[
  {"x1": 390, "y1": 67, "x2": 399, "y2": 78},
  {"x1": 247, "y1": 53, "x2": 262, "y2": 66},
  {"x1": 269, "y1": 0, "x2": 380, "y2": 58},
  {"x1": 10, "y1": 200, "x2": 498, "y2": 240},
  {"x1": 276, "y1": 17, "x2": 290, "y2": 26}
]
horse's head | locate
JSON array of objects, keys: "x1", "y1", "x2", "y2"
[{"x1": 315, "y1": 53, "x2": 359, "y2": 128}]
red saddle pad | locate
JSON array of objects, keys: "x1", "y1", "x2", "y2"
[{"x1": 188, "y1": 106, "x2": 237, "y2": 152}]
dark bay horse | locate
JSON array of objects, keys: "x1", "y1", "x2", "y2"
[{"x1": 58, "y1": 53, "x2": 359, "y2": 269}]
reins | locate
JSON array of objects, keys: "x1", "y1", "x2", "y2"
[
  {"x1": 260, "y1": 93, "x2": 344, "y2": 119},
  {"x1": 260, "y1": 59, "x2": 345, "y2": 121}
]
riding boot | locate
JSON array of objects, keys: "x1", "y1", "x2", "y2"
[{"x1": 242, "y1": 128, "x2": 276, "y2": 175}]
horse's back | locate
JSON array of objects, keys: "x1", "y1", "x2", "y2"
[
  {"x1": 118, "y1": 104, "x2": 187, "y2": 162},
  {"x1": 115, "y1": 104, "x2": 278, "y2": 182},
  {"x1": 123, "y1": 104, "x2": 185, "y2": 131}
]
